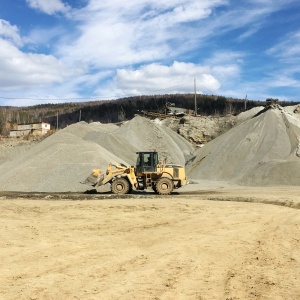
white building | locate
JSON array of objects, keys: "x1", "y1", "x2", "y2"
[{"x1": 10, "y1": 122, "x2": 51, "y2": 137}]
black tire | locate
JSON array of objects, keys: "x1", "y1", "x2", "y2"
[
  {"x1": 111, "y1": 178, "x2": 130, "y2": 194},
  {"x1": 156, "y1": 178, "x2": 174, "y2": 195},
  {"x1": 152, "y1": 183, "x2": 158, "y2": 193}
]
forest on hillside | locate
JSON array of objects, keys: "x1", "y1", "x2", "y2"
[{"x1": 0, "y1": 94, "x2": 297, "y2": 136}]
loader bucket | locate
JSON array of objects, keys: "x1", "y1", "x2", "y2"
[{"x1": 81, "y1": 168, "x2": 104, "y2": 186}]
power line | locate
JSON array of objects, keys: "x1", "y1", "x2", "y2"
[{"x1": 197, "y1": 83, "x2": 217, "y2": 95}]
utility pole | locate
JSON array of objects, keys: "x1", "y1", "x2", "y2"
[{"x1": 194, "y1": 78, "x2": 197, "y2": 116}]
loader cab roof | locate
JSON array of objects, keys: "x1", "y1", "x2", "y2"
[{"x1": 136, "y1": 151, "x2": 158, "y2": 154}]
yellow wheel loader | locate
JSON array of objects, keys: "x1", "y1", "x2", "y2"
[{"x1": 81, "y1": 151, "x2": 188, "y2": 195}]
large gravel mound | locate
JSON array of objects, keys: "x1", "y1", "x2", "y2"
[
  {"x1": 0, "y1": 117, "x2": 195, "y2": 192},
  {"x1": 0, "y1": 123, "x2": 122, "y2": 192},
  {"x1": 114, "y1": 115, "x2": 194, "y2": 165},
  {"x1": 187, "y1": 105, "x2": 300, "y2": 186}
]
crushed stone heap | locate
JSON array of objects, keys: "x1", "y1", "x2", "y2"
[
  {"x1": 0, "y1": 116, "x2": 195, "y2": 192},
  {"x1": 187, "y1": 105, "x2": 300, "y2": 186},
  {"x1": 1, "y1": 104, "x2": 300, "y2": 192}
]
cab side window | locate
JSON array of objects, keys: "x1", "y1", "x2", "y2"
[{"x1": 144, "y1": 154, "x2": 151, "y2": 166}]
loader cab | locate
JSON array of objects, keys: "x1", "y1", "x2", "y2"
[{"x1": 136, "y1": 151, "x2": 158, "y2": 174}]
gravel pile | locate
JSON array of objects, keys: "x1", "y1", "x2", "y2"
[
  {"x1": 0, "y1": 117, "x2": 194, "y2": 192},
  {"x1": 1, "y1": 105, "x2": 299, "y2": 192},
  {"x1": 114, "y1": 115, "x2": 195, "y2": 165},
  {"x1": 187, "y1": 105, "x2": 300, "y2": 186}
]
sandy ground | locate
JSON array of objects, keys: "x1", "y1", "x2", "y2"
[{"x1": 1, "y1": 185, "x2": 300, "y2": 300}]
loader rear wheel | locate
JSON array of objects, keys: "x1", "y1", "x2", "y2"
[
  {"x1": 111, "y1": 178, "x2": 130, "y2": 194},
  {"x1": 156, "y1": 178, "x2": 173, "y2": 195}
]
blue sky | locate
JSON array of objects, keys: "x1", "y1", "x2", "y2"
[{"x1": 0, "y1": 0, "x2": 300, "y2": 106}]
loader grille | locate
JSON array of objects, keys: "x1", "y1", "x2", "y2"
[{"x1": 174, "y1": 168, "x2": 179, "y2": 178}]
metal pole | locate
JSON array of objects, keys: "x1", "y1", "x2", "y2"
[
  {"x1": 56, "y1": 111, "x2": 58, "y2": 130},
  {"x1": 194, "y1": 78, "x2": 197, "y2": 116}
]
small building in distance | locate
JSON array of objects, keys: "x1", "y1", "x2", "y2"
[
  {"x1": 9, "y1": 122, "x2": 51, "y2": 137},
  {"x1": 166, "y1": 102, "x2": 194, "y2": 117}
]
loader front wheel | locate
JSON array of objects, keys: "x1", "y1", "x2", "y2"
[
  {"x1": 156, "y1": 178, "x2": 173, "y2": 195},
  {"x1": 111, "y1": 178, "x2": 130, "y2": 194}
]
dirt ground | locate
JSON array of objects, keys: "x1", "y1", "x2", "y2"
[{"x1": 0, "y1": 184, "x2": 300, "y2": 300}]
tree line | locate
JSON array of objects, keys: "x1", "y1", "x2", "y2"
[{"x1": 0, "y1": 94, "x2": 298, "y2": 135}]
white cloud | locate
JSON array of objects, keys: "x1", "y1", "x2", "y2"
[
  {"x1": 267, "y1": 31, "x2": 300, "y2": 62},
  {"x1": 27, "y1": 26, "x2": 67, "y2": 47},
  {"x1": 26, "y1": 0, "x2": 69, "y2": 15},
  {"x1": 143, "y1": 0, "x2": 225, "y2": 28},
  {"x1": 2, "y1": 0, "x2": 300, "y2": 105},
  {"x1": 60, "y1": 0, "x2": 290, "y2": 71},
  {"x1": 0, "y1": 39, "x2": 79, "y2": 89},
  {"x1": 266, "y1": 75, "x2": 299, "y2": 88},
  {"x1": 205, "y1": 51, "x2": 244, "y2": 65},
  {"x1": 202, "y1": 51, "x2": 243, "y2": 88},
  {"x1": 94, "y1": 61, "x2": 221, "y2": 98},
  {"x1": 60, "y1": 0, "x2": 228, "y2": 68},
  {"x1": 237, "y1": 25, "x2": 261, "y2": 42},
  {"x1": 0, "y1": 19, "x2": 23, "y2": 47},
  {"x1": 261, "y1": 31, "x2": 300, "y2": 93}
]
